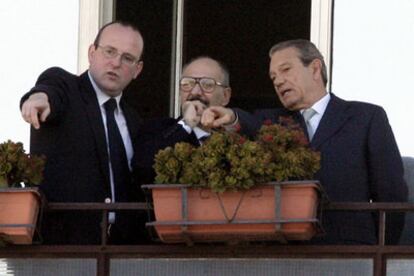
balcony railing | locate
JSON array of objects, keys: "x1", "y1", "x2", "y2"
[{"x1": 1, "y1": 202, "x2": 414, "y2": 276}]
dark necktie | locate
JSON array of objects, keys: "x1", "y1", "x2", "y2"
[{"x1": 104, "y1": 98, "x2": 130, "y2": 202}]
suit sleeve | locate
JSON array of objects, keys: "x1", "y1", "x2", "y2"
[
  {"x1": 20, "y1": 67, "x2": 70, "y2": 123},
  {"x1": 133, "y1": 118, "x2": 196, "y2": 184},
  {"x1": 367, "y1": 106, "x2": 408, "y2": 244},
  {"x1": 233, "y1": 108, "x2": 274, "y2": 137}
]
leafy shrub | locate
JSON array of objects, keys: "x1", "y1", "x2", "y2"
[
  {"x1": 154, "y1": 118, "x2": 320, "y2": 193},
  {"x1": 0, "y1": 140, "x2": 45, "y2": 188}
]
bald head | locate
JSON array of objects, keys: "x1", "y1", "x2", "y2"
[{"x1": 180, "y1": 56, "x2": 231, "y2": 107}]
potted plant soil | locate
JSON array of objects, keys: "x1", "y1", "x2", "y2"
[
  {"x1": 143, "y1": 118, "x2": 326, "y2": 245},
  {"x1": 0, "y1": 140, "x2": 45, "y2": 245}
]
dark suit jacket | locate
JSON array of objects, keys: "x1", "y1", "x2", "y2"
[
  {"x1": 236, "y1": 94, "x2": 408, "y2": 244},
  {"x1": 20, "y1": 67, "x2": 147, "y2": 244},
  {"x1": 133, "y1": 117, "x2": 201, "y2": 185}
]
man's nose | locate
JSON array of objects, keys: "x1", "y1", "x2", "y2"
[
  {"x1": 274, "y1": 76, "x2": 285, "y2": 89},
  {"x1": 110, "y1": 54, "x2": 123, "y2": 67},
  {"x1": 190, "y1": 83, "x2": 203, "y2": 95}
]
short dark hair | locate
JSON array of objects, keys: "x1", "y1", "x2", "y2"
[
  {"x1": 269, "y1": 39, "x2": 327, "y2": 86},
  {"x1": 183, "y1": 56, "x2": 230, "y2": 86},
  {"x1": 93, "y1": 20, "x2": 144, "y2": 60}
]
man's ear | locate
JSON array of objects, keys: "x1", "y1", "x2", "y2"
[
  {"x1": 310, "y1": 59, "x2": 323, "y2": 81},
  {"x1": 88, "y1": 44, "x2": 96, "y2": 63},
  {"x1": 133, "y1": 61, "x2": 144, "y2": 79},
  {"x1": 222, "y1": 87, "x2": 232, "y2": 106}
]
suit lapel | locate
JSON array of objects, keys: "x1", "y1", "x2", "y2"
[
  {"x1": 79, "y1": 72, "x2": 111, "y2": 187},
  {"x1": 311, "y1": 94, "x2": 351, "y2": 149},
  {"x1": 121, "y1": 100, "x2": 141, "y2": 155}
]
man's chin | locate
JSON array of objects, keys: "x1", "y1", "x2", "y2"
[
  {"x1": 99, "y1": 82, "x2": 123, "y2": 97},
  {"x1": 281, "y1": 100, "x2": 298, "y2": 111},
  {"x1": 102, "y1": 88, "x2": 122, "y2": 97}
]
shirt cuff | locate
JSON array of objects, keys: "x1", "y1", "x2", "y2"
[
  {"x1": 178, "y1": 119, "x2": 192, "y2": 134},
  {"x1": 223, "y1": 111, "x2": 240, "y2": 132}
]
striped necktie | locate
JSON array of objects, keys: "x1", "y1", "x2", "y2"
[{"x1": 302, "y1": 108, "x2": 317, "y2": 141}]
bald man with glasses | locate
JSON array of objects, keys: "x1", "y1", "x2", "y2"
[{"x1": 133, "y1": 56, "x2": 233, "y2": 184}]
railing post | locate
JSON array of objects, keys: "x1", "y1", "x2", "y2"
[
  {"x1": 373, "y1": 252, "x2": 386, "y2": 276},
  {"x1": 374, "y1": 210, "x2": 386, "y2": 276},
  {"x1": 101, "y1": 209, "x2": 109, "y2": 246},
  {"x1": 97, "y1": 253, "x2": 109, "y2": 276},
  {"x1": 378, "y1": 210, "x2": 386, "y2": 246}
]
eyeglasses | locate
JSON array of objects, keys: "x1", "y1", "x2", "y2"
[
  {"x1": 180, "y1": 77, "x2": 227, "y2": 93},
  {"x1": 96, "y1": 45, "x2": 140, "y2": 66}
]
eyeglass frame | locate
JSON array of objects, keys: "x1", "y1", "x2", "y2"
[
  {"x1": 179, "y1": 77, "x2": 228, "y2": 93},
  {"x1": 96, "y1": 44, "x2": 141, "y2": 66}
]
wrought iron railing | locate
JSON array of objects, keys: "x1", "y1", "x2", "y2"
[{"x1": 1, "y1": 202, "x2": 414, "y2": 276}]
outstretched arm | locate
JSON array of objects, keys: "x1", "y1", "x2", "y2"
[
  {"x1": 20, "y1": 92, "x2": 50, "y2": 129},
  {"x1": 201, "y1": 106, "x2": 236, "y2": 128},
  {"x1": 20, "y1": 67, "x2": 72, "y2": 129}
]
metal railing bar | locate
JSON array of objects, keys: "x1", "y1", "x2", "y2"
[
  {"x1": 3, "y1": 244, "x2": 414, "y2": 255},
  {"x1": 44, "y1": 201, "x2": 414, "y2": 211},
  {"x1": 46, "y1": 202, "x2": 149, "y2": 211},
  {"x1": 325, "y1": 202, "x2": 414, "y2": 211}
]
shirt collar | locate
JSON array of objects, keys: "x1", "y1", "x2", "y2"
[
  {"x1": 88, "y1": 71, "x2": 122, "y2": 108},
  {"x1": 193, "y1": 126, "x2": 210, "y2": 140},
  {"x1": 301, "y1": 92, "x2": 331, "y2": 116}
]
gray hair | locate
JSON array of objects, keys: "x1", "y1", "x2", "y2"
[{"x1": 269, "y1": 39, "x2": 327, "y2": 87}]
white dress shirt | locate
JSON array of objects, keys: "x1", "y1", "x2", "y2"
[
  {"x1": 300, "y1": 93, "x2": 331, "y2": 135},
  {"x1": 88, "y1": 72, "x2": 133, "y2": 222}
]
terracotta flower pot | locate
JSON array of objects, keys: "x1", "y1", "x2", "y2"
[
  {"x1": 0, "y1": 188, "x2": 41, "y2": 244},
  {"x1": 144, "y1": 181, "x2": 325, "y2": 244}
]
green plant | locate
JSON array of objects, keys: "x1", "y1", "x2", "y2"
[
  {"x1": 0, "y1": 140, "x2": 45, "y2": 188},
  {"x1": 257, "y1": 117, "x2": 320, "y2": 182},
  {"x1": 154, "y1": 118, "x2": 320, "y2": 193}
]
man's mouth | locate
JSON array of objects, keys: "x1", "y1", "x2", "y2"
[
  {"x1": 280, "y1": 88, "x2": 292, "y2": 97},
  {"x1": 187, "y1": 96, "x2": 209, "y2": 106},
  {"x1": 106, "y1": 71, "x2": 119, "y2": 80}
]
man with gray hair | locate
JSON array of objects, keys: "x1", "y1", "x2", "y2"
[{"x1": 202, "y1": 39, "x2": 407, "y2": 245}]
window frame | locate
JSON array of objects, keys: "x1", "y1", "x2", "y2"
[{"x1": 78, "y1": 0, "x2": 333, "y2": 116}]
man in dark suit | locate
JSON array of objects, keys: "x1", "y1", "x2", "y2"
[
  {"x1": 133, "y1": 56, "x2": 232, "y2": 184},
  {"x1": 20, "y1": 21, "x2": 147, "y2": 244},
  {"x1": 202, "y1": 39, "x2": 408, "y2": 244}
]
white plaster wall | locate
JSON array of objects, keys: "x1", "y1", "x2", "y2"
[
  {"x1": 2, "y1": 0, "x2": 412, "y2": 158},
  {"x1": 0, "y1": 0, "x2": 79, "y2": 150},
  {"x1": 331, "y1": 0, "x2": 414, "y2": 157}
]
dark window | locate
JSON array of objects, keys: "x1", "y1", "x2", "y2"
[
  {"x1": 116, "y1": 0, "x2": 311, "y2": 117},
  {"x1": 116, "y1": 0, "x2": 174, "y2": 118}
]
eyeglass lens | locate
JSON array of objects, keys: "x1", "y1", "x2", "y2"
[
  {"x1": 180, "y1": 78, "x2": 216, "y2": 92},
  {"x1": 99, "y1": 45, "x2": 138, "y2": 66}
]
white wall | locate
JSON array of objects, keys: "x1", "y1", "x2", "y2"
[
  {"x1": 2, "y1": 0, "x2": 412, "y2": 157},
  {"x1": 332, "y1": 0, "x2": 414, "y2": 157},
  {"x1": 0, "y1": 0, "x2": 79, "y2": 150}
]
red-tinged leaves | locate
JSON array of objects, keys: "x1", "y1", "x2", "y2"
[{"x1": 154, "y1": 115, "x2": 320, "y2": 193}]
